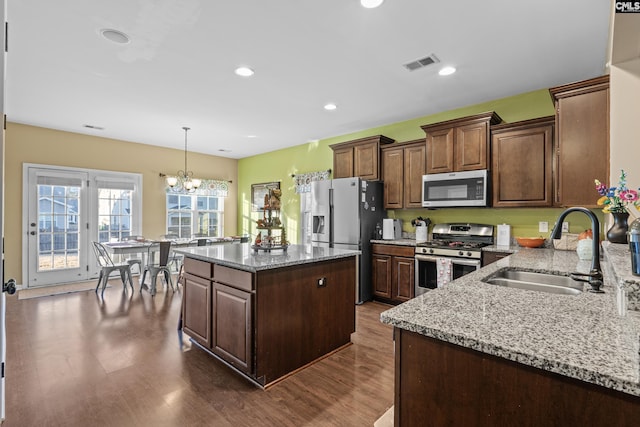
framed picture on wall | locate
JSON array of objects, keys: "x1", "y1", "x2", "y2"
[{"x1": 251, "y1": 182, "x2": 280, "y2": 211}]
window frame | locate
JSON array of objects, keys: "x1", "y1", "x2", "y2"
[{"x1": 166, "y1": 193, "x2": 224, "y2": 238}]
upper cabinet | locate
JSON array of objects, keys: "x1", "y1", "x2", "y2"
[
  {"x1": 330, "y1": 135, "x2": 394, "y2": 180},
  {"x1": 549, "y1": 75, "x2": 609, "y2": 207},
  {"x1": 381, "y1": 139, "x2": 426, "y2": 209},
  {"x1": 421, "y1": 112, "x2": 503, "y2": 173},
  {"x1": 491, "y1": 117, "x2": 555, "y2": 207}
]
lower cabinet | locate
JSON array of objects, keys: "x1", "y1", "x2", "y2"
[
  {"x1": 182, "y1": 272, "x2": 211, "y2": 348},
  {"x1": 372, "y1": 244, "x2": 415, "y2": 303},
  {"x1": 212, "y1": 282, "x2": 252, "y2": 374}
]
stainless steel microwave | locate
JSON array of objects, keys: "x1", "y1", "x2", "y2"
[{"x1": 421, "y1": 169, "x2": 489, "y2": 208}]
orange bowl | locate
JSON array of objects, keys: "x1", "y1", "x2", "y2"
[{"x1": 516, "y1": 237, "x2": 546, "y2": 248}]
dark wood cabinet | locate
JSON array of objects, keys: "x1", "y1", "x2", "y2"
[
  {"x1": 212, "y1": 282, "x2": 252, "y2": 374},
  {"x1": 549, "y1": 75, "x2": 609, "y2": 207},
  {"x1": 330, "y1": 135, "x2": 394, "y2": 180},
  {"x1": 372, "y1": 244, "x2": 414, "y2": 303},
  {"x1": 372, "y1": 253, "x2": 392, "y2": 298},
  {"x1": 182, "y1": 254, "x2": 357, "y2": 387},
  {"x1": 381, "y1": 139, "x2": 426, "y2": 209},
  {"x1": 394, "y1": 328, "x2": 640, "y2": 427},
  {"x1": 491, "y1": 117, "x2": 555, "y2": 207},
  {"x1": 481, "y1": 251, "x2": 512, "y2": 266},
  {"x1": 182, "y1": 272, "x2": 212, "y2": 348},
  {"x1": 421, "y1": 112, "x2": 502, "y2": 173}
]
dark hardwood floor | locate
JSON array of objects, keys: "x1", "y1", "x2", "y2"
[{"x1": 5, "y1": 279, "x2": 395, "y2": 426}]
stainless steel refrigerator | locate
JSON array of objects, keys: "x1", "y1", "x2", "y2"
[{"x1": 311, "y1": 177, "x2": 384, "y2": 304}]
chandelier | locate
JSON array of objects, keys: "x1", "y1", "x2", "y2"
[{"x1": 164, "y1": 127, "x2": 202, "y2": 192}]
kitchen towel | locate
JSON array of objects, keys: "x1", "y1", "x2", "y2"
[{"x1": 436, "y1": 258, "x2": 453, "y2": 288}]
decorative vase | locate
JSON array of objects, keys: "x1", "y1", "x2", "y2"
[{"x1": 607, "y1": 212, "x2": 629, "y2": 244}]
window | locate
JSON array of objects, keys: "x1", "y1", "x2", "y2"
[
  {"x1": 167, "y1": 194, "x2": 224, "y2": 238},
  {"x1": 96, "y1": 177, "x2": 138, "y2": 243}
]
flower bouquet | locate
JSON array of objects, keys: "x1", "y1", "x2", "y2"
[
  {"x1": 595, "y1": 169, "x2": 639, "y2": 213},
  {"x1": 595, "y1": 169, "x2": 639, "y2": 243}
]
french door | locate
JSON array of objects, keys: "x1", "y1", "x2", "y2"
[
  {"x1": 23, "y1": 165, "x2": 143, "y2": 288},
  {"x1": 25, "y1": 168, "x2": 90, "y2": 287}
]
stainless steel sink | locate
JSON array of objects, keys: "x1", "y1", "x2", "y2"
[{"x1": 482, "y1": 269, "x2": 583, "y2": 295}]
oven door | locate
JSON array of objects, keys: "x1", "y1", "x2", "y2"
[{"x1": 414, "y1": 255, "x2": 481, "y2": 296}]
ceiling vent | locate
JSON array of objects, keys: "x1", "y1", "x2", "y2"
[
  {"x1": 83, "y1": 124, "x2": 104, "y2": 130},
  {"x1": 403, "y1": 54, "x2": 440, "y2": 71}
]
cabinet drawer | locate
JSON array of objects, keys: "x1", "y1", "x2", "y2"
[
  {"x1": 214, "y1": 264, "x2": 253, "y2": 292},
  {"x1": 372, "y1": 244, "x2": 415, "y2": 258},
  {"x1": 183, "y1": 257, "x2": 213, "y2": 279}
]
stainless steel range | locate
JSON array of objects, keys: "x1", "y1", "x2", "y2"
[{"x1": 415, "y1": 223, "x2": 494, "y2": 296}]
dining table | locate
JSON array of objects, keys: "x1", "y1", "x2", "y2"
[{"x1": 103, "y1": 237, "x2": 241, "y2": 288}]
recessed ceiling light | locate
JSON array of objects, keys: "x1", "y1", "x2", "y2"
[
  {"x1": 235, "y1": 67, "x2": 255, "y2": 77},
  {"x1": 100, "y1": 29, "x2": 130, "y2": 44},
  {"x1": 247, "y1": 135, "x2": 257, "y2": 138},
  {"x1": 439, "y1": 66, "x2": 457, "y2": 76},
  {"x1": 324, "y1": 103, "x2": 337, "y2": 111},
  {"x1": 361, "y1": 0, "x2": 384, "y2": 8}
]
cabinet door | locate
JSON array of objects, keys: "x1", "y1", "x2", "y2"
[
  {"x1": 404, "y1": 143, "x2": 426, "y2": 208},
  {"x1": 555, "y1": 86, "x2": 609, "y2": 207},
  {"x1": 382, "y1": 147, "x2": 404, "y2": 208},
  {"x1": 182, "y1": 273, "x2": 211, "y2": 348},
  {"x1": 392, "y1": 256, "x2": 415, "y2": 302},
  {"x1": 212, "y1": 282, "x2": 253, "y2": 374},
  {"x1": 354, "y1": 142, "x2": 379, "y2": 180},
  {"x1": 372, "y1": 254, "x2": 392, "y2": 299},
  {"x1": 492, "y1": 121, "x2": 553, "y2": 207},
  {"x1": 455, "y1": 121, "x2": 488, "y2": 171},
  {"x1": 426, "y1": 128, "x2": 454, "y2": 173},
  {"x1": 482, "y1": 251, "x2": 511, "y2": 266},
  {"x1": 333, "y1": 146, "x2": 353, "y2": 178}
]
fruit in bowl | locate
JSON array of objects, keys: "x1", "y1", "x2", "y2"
[{"x1": 516, "y1": 237, "x2": 546, "y2": 248}]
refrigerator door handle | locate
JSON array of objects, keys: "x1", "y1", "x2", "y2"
[{"x1": 329, "y1": 188, "x2": 334, "y2": 248}]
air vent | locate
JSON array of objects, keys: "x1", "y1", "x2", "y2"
[
  {"x1": 83, "y1": 124, "x2": 104, "y2": 130},
  {"x1": 403, "y1": 54, "x2": 440, "y2": 71}
]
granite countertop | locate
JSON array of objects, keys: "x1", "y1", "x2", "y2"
[
  {"x1": 380, "y1": 242, "x2": 640, "y2": 397},
  {"x1": 173, "y1": 243, "x2": 360, "y2": 273}
]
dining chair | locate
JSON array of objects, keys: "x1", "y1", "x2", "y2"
[
  {"x1": 121, "y1": 235, "x2": 145, "y2": 274},
  {"x1": 91, "y1": 241, "x2": 134, "y2": 297},
  {"x1": 162, "y1": 233, "x2": 184, "y2": 272},
  {"x1": 140, "y1": 240, "x2": 175, "y2": 296}
]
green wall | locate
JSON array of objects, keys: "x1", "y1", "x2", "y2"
[{"x1": 238, "y1": 88, "x2": 600, "y2": 243}]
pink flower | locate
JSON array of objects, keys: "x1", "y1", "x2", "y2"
[{"x1": 620, "y1": 189, "x2": 638, "y2": 202}]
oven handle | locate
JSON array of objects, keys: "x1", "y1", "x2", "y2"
[{"x1": 415, "y1": 254, "x2": 481, "y2": 267}]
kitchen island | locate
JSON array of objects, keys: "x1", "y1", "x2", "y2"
[
  {"x1": 381, "y1": 243, "x2": 640, "y2": 426},
  {"x1": 174, "y1": 243, "x2": 359, "y2": 388}
]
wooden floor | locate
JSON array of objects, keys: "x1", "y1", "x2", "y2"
[{"x1": 4, "y1": 278, "x2": 395, "y2": 426}]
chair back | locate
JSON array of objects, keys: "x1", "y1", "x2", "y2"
[
  {"x1": 157, "y1": 241, "x2": 172, "y2": 267},
  {"x1": 92, "y1": 241, "x2": 115, "y2": 267}
]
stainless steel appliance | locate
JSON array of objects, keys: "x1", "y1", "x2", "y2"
[
  {"x1": 311, "y1": 177, "x2": 384, "y2": 304},
  {"x1": 415, "y1": 223, "x2": 494, "y2": 296},
  {"x1": 422, "y1": 169, "x2": 489, "y2": 208}
]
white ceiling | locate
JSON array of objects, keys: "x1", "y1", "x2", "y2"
[{"x1": 6, "y1": 0, "x2": 611, "y2": 159}]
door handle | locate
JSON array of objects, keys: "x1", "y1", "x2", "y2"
[
  {"x1": 30, "y1": 231, "x2": 36, "y2": 235},
  {"x1": 3, "y1": 279, "x2": 16, "y2": 295}
]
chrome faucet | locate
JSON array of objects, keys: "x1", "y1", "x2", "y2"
[{"x1": 550, "y1": 207, "x2": 604, "y2": 293}]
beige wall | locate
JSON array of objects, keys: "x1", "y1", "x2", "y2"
[
  {"x1": 5, "y1": 122, "x2": 238, "y2": 284},
  {"x1": 609, "y1": 11, "x2": 640, "y2": 220}
]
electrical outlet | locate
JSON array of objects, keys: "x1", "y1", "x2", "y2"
[
  {"x1": 539, "y1": 221, "x2": 548, "y2": 233},
  {"x1": 562, "y1": 222, "x2": 570, "y2": 232}
]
